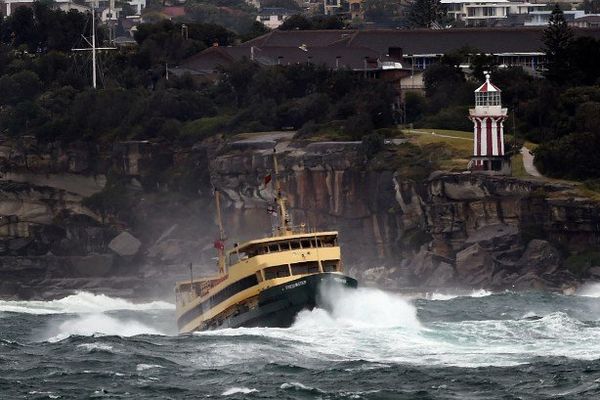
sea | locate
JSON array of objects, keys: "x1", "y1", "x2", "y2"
[{"x1": 3, "y1": 285, "x2": 600, "y2": 400}]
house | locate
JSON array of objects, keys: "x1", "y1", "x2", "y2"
[
  {"x1": 347, "y1": 0, "x2": 363, "y2": 20},
  {"x1": 323, "y1": 0, "x2": 342, "y2": 15},
  {"x1": 571, "y1": 15, "x2": 600, "y2": 28},
  {"x1": 2, "y1": 0, "x2": 91, "y2": 17},
  {"x1": 174, "y1": 27, "x2": 600, "y2": 109},
  {"x1": 442, "y1": 0, "x2": 547, "y2": 26},
  {"x1": 256, "y1": 8, "x2": 294, "y2": 29},
  {"x1": 524, "y1": 10, "x2": 600, "y2": 27}
]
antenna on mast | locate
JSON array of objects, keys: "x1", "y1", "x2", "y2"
[{"x1": 72, "y1": 7, "x2": 116, "y2": 89}]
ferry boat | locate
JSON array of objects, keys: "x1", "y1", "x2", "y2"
[{"x1": 175, "y1": 152, "x2": 357, "y2": 333}]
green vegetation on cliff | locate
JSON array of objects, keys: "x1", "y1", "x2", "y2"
[{"x1": 0, "y1": 3, "x2": 396, "y2": 146}]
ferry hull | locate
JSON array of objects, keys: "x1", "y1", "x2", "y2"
[{"x1": 185, "y1": 273, "x2": 357, "y2": 332}]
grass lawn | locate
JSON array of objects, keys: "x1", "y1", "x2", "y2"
[{"x1": 403, "y1": 128, "x2": 473, "y2": 171}]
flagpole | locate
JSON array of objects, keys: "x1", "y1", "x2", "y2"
[
  {"x1": 92, "y1": 8, "x2": 96, "y2": 89},
  {"x1": 189, "y1": 262, "x2": 194, "y2": 294}
]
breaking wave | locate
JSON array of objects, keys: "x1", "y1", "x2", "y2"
[
  {"x1": 428, "y1": 289, "x2": 494, "y2": 301},
  {"x1": 47, "y1": 313, "x2": 166, "y2": 342},
  {"x1": 0, "y1": 291, "x2": 174, "y2": 315},
  {"x1": 221, "y1": 387, "x2": 258, "y2": 396}
]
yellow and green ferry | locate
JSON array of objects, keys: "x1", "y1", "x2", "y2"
[{"x1": 175, "y1": 152, "x2": 357, "y2": 333}]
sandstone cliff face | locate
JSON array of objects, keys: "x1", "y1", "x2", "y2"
[{"x1": 1, "y1": 135, "x2": 600, "y2": 299}]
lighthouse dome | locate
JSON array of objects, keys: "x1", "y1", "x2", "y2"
[{"x1": 475, "y1": 72, "x2": 501, "y2": 107}]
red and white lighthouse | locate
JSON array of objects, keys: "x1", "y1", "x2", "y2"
[{"x1": 469, "y1": 72, "x2": 510, "y2": 174}]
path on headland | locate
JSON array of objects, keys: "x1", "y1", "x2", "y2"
[
  {"x1": 404, "y1": 129, "x2": 474, "y2": 141},
  {"x1": 520, "y1": 146, "x2": 542, "y2": 177}
]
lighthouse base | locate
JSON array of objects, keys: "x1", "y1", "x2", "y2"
[{"x1": 469, "y1": 156, "x2": 511, "y2": 175}]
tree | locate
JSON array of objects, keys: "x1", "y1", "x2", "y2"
[
  {"x1": 260, "y1": 0, "x2": 301, "y2": 10},
  {"x1": 569, "y1": 36, "x2": 600, "y2": 85},
  {"x1": 240, "y1": 21, "x2": 270, "y2": 42},
  {"x1": 363, "y1": 0, "x2": 401, "y2": 22},
  {"x1": 408, "y1": 0, "x2": 446, "y2": 28},
  {"x1": 311, "y1": 15, "x2": 345, "y2": 29},
  {"x1": 278, "y1": 14, "x2": 313, "y2": 30},
  {"x1": 542, "y1": 4, "x2": 574, "y2": 84}
]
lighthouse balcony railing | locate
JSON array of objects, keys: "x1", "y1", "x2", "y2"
[{"x1": 469, "y1": 107, "x2": 508, "y2": 117}]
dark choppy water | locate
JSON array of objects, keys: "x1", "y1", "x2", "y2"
[{"x1": 3, "y1": 286, "x2": 600, "y2": 399}]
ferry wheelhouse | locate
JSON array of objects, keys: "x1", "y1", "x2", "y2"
[{"x1": 175, "y1": 152, "x2": 357, "y2": 333}]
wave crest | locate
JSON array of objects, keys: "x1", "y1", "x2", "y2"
[
  {"x1": 0, "y1": 291, "x2": 174, "y2": 315},
  {"x1": 47, "y1": 313, "x2": 165, "y2": 342}
]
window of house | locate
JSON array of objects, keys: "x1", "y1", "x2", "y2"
[{"x1": 264, "y1": 265, "x2": 291, "y2": 280}]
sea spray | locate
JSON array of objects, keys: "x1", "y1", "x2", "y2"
[
  {"x1": 295, "y1": 286, "x2": 421, "y2": 329},
  {"x1": 576, "y1": 282, "x2": 600, "y2": 297}
]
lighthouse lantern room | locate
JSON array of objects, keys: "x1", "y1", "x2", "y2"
[{"x1": 468, "y1": 72, "x2": 511, "y2": 175}]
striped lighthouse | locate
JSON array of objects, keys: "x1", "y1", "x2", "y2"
[{"x1": 469, "y1": 72, "x2": 511, "y2": 174}]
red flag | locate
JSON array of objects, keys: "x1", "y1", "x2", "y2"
[
  {"x1": 263, "y1": 174, "x2": 272, "y2": 186},
  {"x1": 213, "y1": 240, "x2": 225, "y2": 250}
]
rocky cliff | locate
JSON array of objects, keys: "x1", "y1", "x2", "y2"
[{"x1": 1, "y1": 134, "x2": 599, "y2": 299}]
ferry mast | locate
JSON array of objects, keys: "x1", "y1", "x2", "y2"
[
  {"x1": 214, "y1": 189, "x2": 227, "y2": 274},
  {"x1": 272, "y1": 150, "x2": 293, "y2": 236}
]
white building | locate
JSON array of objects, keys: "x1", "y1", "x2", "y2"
[
  {"x1": 128, "y1": 0, "x2": 145, "y2": 15},
  {"x1": 524, "y1": 10, "x2": 600, "y2": 26},
  {"x1": 257, "y1": 8, "x2": 294, "y2": 29},
  {"x1": 2, "y1": 0, "x2": 145, "y2": 17},
  {"x1": 442, "y1": 0, "x2": 546, "y2": 26}
]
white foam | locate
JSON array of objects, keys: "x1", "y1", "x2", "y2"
[
  {"x1": 192, "y1": 287, "x2": 600, "y2": 369},
  {"x1": 0, "y1": 292, "x2": 174, "y2": 315},
  {"x1": 296, "y1": 286, "x2": 422, "y2": 330},
  {"x1": 47, "y1": 314, "x2": 164, "y2": 342},
  {"x1": 77, "y1": 343, "x2": 114, "y2": 352},
  {"x1": 280, "y1": 382, "x2": 323, "y2": 392},
  {"x1": 221, "y1": 387, "x2": 258, "y2": 396},
  {"x1": 136, "y1": 364, "x2": 163, "y2": 371},
  {"x1": 428, "y1": 289, "x2": 494, "y2": 301}
]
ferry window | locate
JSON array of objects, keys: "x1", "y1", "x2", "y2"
[
  {"x1": 291, "y1": 261, "x2": 320, "y2": 275},
  {"x1": 264, "y1": 264, "x2": 290, "y2": 279},
  {"x1": 323, "y1": 260, "x2": 339, "y2": 272},
  {"x1": 268, "y1": 244, "x2": 279, "y2": 252},
  {"x1": 300, "y1": 240, "x2": 311, "y2": 249},
  {"x1": 290, "y1": 241, "x2": 301, "y2": 250},
  {"x1": 208, "y1": 274, "x2": 259, "y2": 309},
  {"x1": 322, "y1": 239, "x2": 334, "y2": 247}
]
